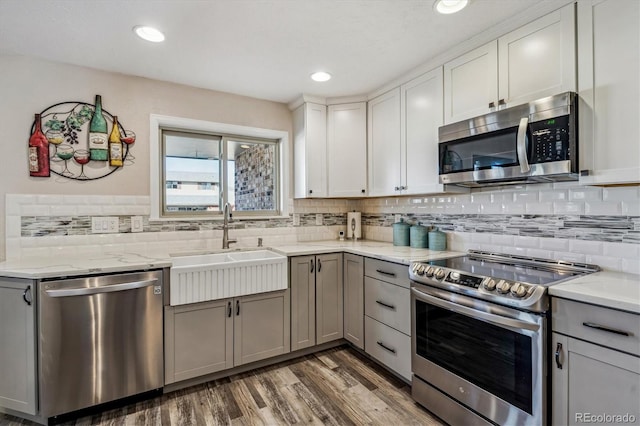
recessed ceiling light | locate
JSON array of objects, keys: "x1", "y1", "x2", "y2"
[
  {"x1": 240, "y1": 144, "x2": 251, "y2": 149},
  {"x1": 311, "y1": 71, "x2": 332, "y2": 82},
  {"x1": 434, "y1": 0, "x2": 469, "y2": 14},
  {"x1": 133, "y1": 26, "x2": 165, "y2": 42}
]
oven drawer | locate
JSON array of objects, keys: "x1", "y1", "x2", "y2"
[
  {"x1": 364, "y1": 277, "x2": 410, "y2": 334},
  {"x1": 552, "y1": 298, "x2": 640, "y2": 356},
  {"x1": 364, "y1": 315, "x2": 411, "y2": 381},
  {"x1": 364, "y1": 258, "x2": 409, "y2": 288}
]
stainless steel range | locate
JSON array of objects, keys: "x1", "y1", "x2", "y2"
[{"x1": 409, "y1": 250, "x2": 599, "y2": 426}]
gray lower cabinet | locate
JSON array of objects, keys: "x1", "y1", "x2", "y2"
[
  {"x1": 552, "y1": 298, "x2": 640, "y2": 425},
  {"x1": 290, "y1": 253, "x2": 343, "y2": 350},
  {"x1": 0, "y1": 278, "x2": 37, "y2": 415},
  {"x1": 343, "y1": 254, "x2": 364, "y2": 349},
  {"x1": 165, "y1": 289, "x2": 290, "y2": 385},
  {"x1": 363, "y1": 258, "x2": 411, "y2": 381}
]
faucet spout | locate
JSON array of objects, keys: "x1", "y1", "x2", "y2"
[{"x1": 222, "y1": 202, "x2": 237, "y2": 249}]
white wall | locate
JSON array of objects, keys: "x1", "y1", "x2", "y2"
[{"x1": 0, "y1": 55, "x2": 293, "y2": 260}]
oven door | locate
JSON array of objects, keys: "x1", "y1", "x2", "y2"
[{"x1": 411, "y1": 283, "x2": 546, "y2": 426}]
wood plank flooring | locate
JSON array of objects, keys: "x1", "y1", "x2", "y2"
[{"x1": 0, "y1": 346, "x2": 443, "y2": 426}]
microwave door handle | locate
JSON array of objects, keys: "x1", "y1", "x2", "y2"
[{"x1": 517, "y1": 117, "x2": 530, "y2": 173}]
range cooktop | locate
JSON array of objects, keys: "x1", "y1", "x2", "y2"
[{"x1": 409, "y1": 250, "x2": 600, "y2": 312}]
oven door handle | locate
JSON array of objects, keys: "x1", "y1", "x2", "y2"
[{"x1": 411, "y1": 287, "x2": 540, "y2": 333}]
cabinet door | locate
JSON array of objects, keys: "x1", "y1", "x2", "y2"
[
  {"x1": 401, "y1": 67, "x2": 445, "y2": 195},
  {"x1": 164, "y1": 299, "x2": 233, "y2": 384},
  {"x1": 498, "y1": 4, "x2": 576, "y2": 108},
  {"x1": 368, "y1": 88, "x2": 402, "y2": 196},
  {"x1": 293, "y1": 103, "x2": 327, "y2": 198},
  {"x1": 290, "y1": 256, "x2": 316, "y2": 351},
  {"x1": 0, "y1": 278, "x2": 36, "y2": 415},
  {"x1": 327, "y1": 102, "x2": 367, "y2": 197},
  {"x1": 234, "y1": 290, "x2": 291, "y2": 366},
  {"x1": 316, "y1": 253, "x2": 344, "y2": 344},
  {"x1": 552, "y1": 333, "x2": 640, "y2": 425},
  {"x1": 343, "y1": 253, "x2": 364, "y2": 349},
  {"x1": 578, "y1": 0, "x2": 640, "y2": 185},
  {"x1": 444, "y1": 41, "x2": 498, "y2": 124}
]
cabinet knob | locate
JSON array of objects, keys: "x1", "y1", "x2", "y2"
[
  {"x1": 361, "y1": 189, "x2": 365, "y2": 194},
  {"x1": 309, "y1": 189, "x2": 313, "y2": 194},
  {"x1": 498, "y1": 99, "x2": 506, "y2": 110},
  {"x1": 488, "y1": 101, "x2": 496, "y2": 110},
  {"x1": 394, "y1": 186, "x2": 400, "y2": 191}
]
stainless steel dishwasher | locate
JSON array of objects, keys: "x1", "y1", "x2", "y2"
[{"x1": 38, "y1": 270, "x2": 164, "y2": 417}]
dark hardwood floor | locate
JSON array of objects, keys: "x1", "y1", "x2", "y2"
[{"x1": 0, "y1": 346, "x2": 443, "y2": 425}]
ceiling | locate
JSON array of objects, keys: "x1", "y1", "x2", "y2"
[{"x1": 1, "y1": 0, "x2": 552, "y2": 104}]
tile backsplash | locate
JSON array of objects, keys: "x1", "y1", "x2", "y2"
[{"x1": 5, "y1": 183, "x2": 640, "y2": 274}]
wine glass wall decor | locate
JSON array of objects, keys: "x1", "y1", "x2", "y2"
[{"x1": 27, "y1": 95, "x2": 136, "y2": 181}]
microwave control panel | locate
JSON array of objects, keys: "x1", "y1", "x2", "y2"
[{"x1": 530, "y1": 115, "x2": 571, "y2": 163}]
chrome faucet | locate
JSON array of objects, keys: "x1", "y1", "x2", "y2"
[{"x1": 222, "y1": 202, "x2": 237, "y2": 249}]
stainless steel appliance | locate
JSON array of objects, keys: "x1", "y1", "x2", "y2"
[
  {"x1": 438, "y1": 92, "x2": 578, "y2": 187},
  {"x1": 38, "y1": 270, "x2": 164, "y2": 417},
  {"x1": 409, "y1": 251, "x2": 598, "y2": 426}
]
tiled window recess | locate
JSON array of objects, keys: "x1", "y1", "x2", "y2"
[
  {"x1": 234, "y1": 144, "x2": 275, "y2": 211},
  {"x1": 5, "y1": 184, "x2": 640, "y2": 273}
]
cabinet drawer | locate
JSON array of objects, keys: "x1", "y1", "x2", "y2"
[
  {"x1": 364, "y1": 277, "x2": 410, "y2": 335},
  {"x1": 552, "y1": 298, "x2": 640, "y2": 356},
  {"x1": 364, "y1": 258, "x2": 409, "y2": 288},
  {"x1": 364, "y1": 316, "x2": 411, "y2": 381}
]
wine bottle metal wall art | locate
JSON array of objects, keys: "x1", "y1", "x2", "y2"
[{"x1": 27, "y1": 95, "x2": 136, "y2": 181}]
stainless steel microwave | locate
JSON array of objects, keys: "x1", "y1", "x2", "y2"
[{"x1": 438, "y1": 92, "x2": 578, "y2": 187}]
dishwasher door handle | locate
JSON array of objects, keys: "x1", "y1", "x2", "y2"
[{"x1": 45, "y1": 279, "x2": 158, "y2": 297}]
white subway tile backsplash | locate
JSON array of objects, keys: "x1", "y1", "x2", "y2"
[
  {"x1": 514, "y1": 236, "x2": 540, "y2": 249},
  {"x1": 585, "y1": 201, "x2": 622, "y2": 216},
  {"x1": 603, "y1": 187, "x2": 640, "y2": 202},
  {"x1": 585, "y1": 255, "x2": 622, "y2": 272},
  {"x1": 553, "y1": 202, "x2": 585, "y2": 215},
  {"x1": 553, "y1": 251, "x2": 586, "y2": 263},
  {"x1": 539, "y1": 190, "x2": 568, "y2": 202},
  {"x1": 525, "y1": 202, "x2": 553, "y2": 214},
  {"x1": 49, "y1": 205, "x2": 78, "y2": 216},
  {"x1": 603, "y1": 242, "x2": 640, "y2": 259},
  {"x1": 539, "y1": 237, "x2": 570, "y2": 251},
  {"x1": 569, "y1": 239, "x2": 603, "y2": 255},
  {"x1": 621, "y1": 259, "x2": 640, "y2": 275},
  {"x1": 569, "y1": 187, "x2": 603, "y2": 202},
  {"x1": 471, "y1": 193, "x2": 492, "y2": 204},
  {"x1": 21, "y1": 204, "x2": 50, "y2": 216},
  {"x1": 621, "y1": 201, "x2": 640, "y2": 216},
  {"x1": 502, "y1": 203, "x2": 526, "y2": 215},
  {"x1": 527, "y1": 249, "x2": 553, "y2": 259},
  {"x1": 480, "y1": 203, "x2": 503, "y2": 214},
  {"x1": 514, "y1": 191, "x2": 538, "y2": 203}
]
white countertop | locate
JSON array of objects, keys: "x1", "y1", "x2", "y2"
[
  {"x1": 0, "y1": 240, "x2": 460, "y2": 280},
  {"x1": 549, "y1": 271, "x2": 640, "y2": 314}
]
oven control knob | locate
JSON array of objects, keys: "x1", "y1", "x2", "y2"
[
  {"x1": 411, "y1": 263, "x2": 419, "y2": 273},
  {"x1": 425, "y1": 267, "x2": 435, "y2": 277},
  {"x1": 511, "y1": 283, "x2": 528, "y2": 298},
  {"x1": 417, "y1": 265, "x2": 426, "y2": 275},
  {"x1": 450, "y1": 272, "x2": 460, "y2": 281},
  {"x1": 435, "y1": 268, "x2": 446, "y2": 280},
  {"x1": 497, "y1": 280, "x2": 512, "y2": 294},
  {"x1": 483, "y1": 278, "x2": 497, "y2": 291}
]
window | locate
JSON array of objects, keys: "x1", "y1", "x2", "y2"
[
  {"x1": 160, "y1": 129, "x2": 280, "y2": 217},
  {"x1": 150, "y1": 115, "x2": 289, "y2": 220}
]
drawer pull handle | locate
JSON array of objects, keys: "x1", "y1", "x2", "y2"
[
  {"x1": 375, "y1": 300, "x2": 396, "y2": 310},
  {"x1": 376, "y1": 341, "x2": 396, "y2": 354},
  {"x1": 23, "y1": 285, "x2": 32, "y2": 306},
  {"x1": 227, "y1": 301, "x2": 232, "y2": 318},
  {"x1": 376, "y1": 269, "x2": 396, "y2": 278},
  {"x1": 555, "y1": 342, "x2": 563, "y2": 369},
  {"x1": 582, "y1": 322, "x2": 632, "y2": 337}
]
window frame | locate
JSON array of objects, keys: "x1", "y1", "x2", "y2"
[{"x1": 150, "y1": 114, "x2": 289, "y2": 221}]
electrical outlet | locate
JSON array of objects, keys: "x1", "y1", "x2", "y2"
[
  {"x1": 316, "y1": 213, "x2": 323, "y2": 226},
  {"x1": 91, "y1": 217, "x2": 120, "y2": 234},
  {"x1": 293, "y1": 213, "x2": 301, "y2": 226},
  {"x1": 131, "y1": 216, "x2": 144, "y2": 233}
]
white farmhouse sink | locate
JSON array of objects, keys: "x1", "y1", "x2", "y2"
[{"x1": 169, "y1": 249, "x2": 287, "y2": 305}]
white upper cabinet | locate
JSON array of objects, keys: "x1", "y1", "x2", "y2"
[
  {"x1": 578, "y1": 0, "x2": 640, "y2": 185},
  {"x1": 401, "y1": 67, "x2": 447, "y2": 195},
  {"x1": 293, "y1": 102, "x2": 327, "y2": 198},
  {"x1": 327, "y1": 103, "x2": 367, "y2": 197},
  {"x1": 444, "y1": 41, "x2": 499, "y2": 124},
  {"x1": 368, "y1": 88, "x2": 402, "y2": 197},
  {"x1": 444, "y1": 4, "x2": 576, "y2": 124}
]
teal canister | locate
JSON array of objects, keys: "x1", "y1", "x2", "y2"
[
  {"x1": 410, "y1": 224, "x2": 428, "y2": 248},
  {"x1": 392, "y1": 219, "x2": 410, "y2": 246},
  {"x1": 428, "y1": 229, "x2": 447, "y2": 251}
]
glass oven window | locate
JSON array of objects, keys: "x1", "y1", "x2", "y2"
[
  {"x1": 415, "y1": 300, "x2": 533, "y2": 414},
  {"x1": 439, "y1": 127, "x2": 520, "y2": 174}
]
